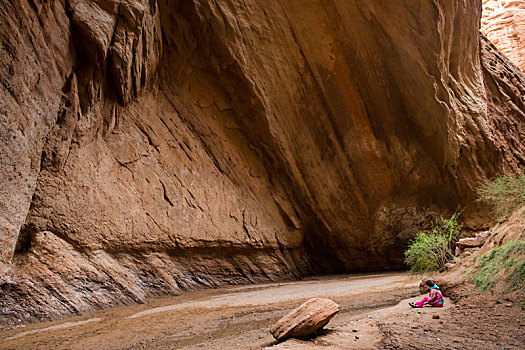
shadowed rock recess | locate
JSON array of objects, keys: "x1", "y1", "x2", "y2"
[{"x1": 0, "y1": 0, "x2": 524, "y2": 322}]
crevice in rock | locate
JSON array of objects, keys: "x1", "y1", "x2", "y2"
[
  {"x1": 159, "y1": 179, "x2": 175, "y2": 207},
  {"x1": 14, "y1": 224, "x2": 35, "y2": 255}
]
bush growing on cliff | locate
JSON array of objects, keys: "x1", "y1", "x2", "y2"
[
  {"x1": 477, "y1": 169, "x2": 525, "y2": 218},
  {"x1": 404, "y1": 214, "x2": 462, "y2": 274},
  {"x1": 473, "y1": 240, "x2": 525, "y2": 293}
]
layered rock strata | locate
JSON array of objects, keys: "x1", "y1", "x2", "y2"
[
  {"x1": 1, "y1": 0, "x2": 524, "y2": 322},
  {"x1": 482, "y1": 0, "x2": 525, "y2": 72}
]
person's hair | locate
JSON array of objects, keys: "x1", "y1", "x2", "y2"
[{"x1": 425, "y1": 280, "x2": 435, "y2": 287}]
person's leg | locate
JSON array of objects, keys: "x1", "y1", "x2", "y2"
[
  {"x1": 416, "y1": 297, "x2": 429, "y2": 308},
  {"x1": 429, "y1": 301, "x2": 443, "y2": 307}
]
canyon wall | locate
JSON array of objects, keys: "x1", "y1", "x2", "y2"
[
  {"x1": 1, "y1": 0, "x2": 524, "y2": 322},
  {"x1": 482, "y1": 0, "x2": 525, "y2": 72}
]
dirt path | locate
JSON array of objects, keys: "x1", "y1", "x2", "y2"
[
  {"x1": 379, "y1": 290, "x2": 525, "y2": 350},
  {"x1": 0, "y1": 272, "x2": 420, "y2": 349}
]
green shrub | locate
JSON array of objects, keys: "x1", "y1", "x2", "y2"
[
  {"x1": 477, "y1": 169, "x2": 525, "y2": 218},
  {"x1": 473, "y1": 240, "x2": 525, "y2": 292},
  {"x1": 440, "y1": 213, "x2": 463, "y2": 251},
  {"x1": 404, "y1": 214, "x2": 462, "y2": 274}
]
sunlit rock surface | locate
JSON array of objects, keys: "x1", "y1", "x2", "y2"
[{"x1": 482, "y1": 0, "x2": 525, "y2": 72}]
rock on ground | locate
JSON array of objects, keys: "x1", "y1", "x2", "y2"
[
  {"x1": 456, "y1": 231, "x2": 490, "y2": 250},
  {"x1": 270, "y1": 298, "x2": 340, "y2": 341}
]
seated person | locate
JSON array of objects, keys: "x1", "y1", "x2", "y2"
[{"x1": 410, "y1": 280, "x2": 444, "y2": 308}]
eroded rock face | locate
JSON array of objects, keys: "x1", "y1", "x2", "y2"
[
  {"x1": 1, "y1": 0, "x2": 524, "y2": 322},
  {"x1": 482, "y1": 0, "x2": 525, "y2": 72}
]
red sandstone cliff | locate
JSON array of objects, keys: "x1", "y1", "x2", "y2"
[
  {"x1": 482, "y1": 0, "x2": 525, "y2": 72},
  {"x1": 0, "y1": 0, "x2": 524, "y2": 322}
]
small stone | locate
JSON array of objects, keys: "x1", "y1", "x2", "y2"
[
  {"x1": 352, "y1": 329, "x2": 358, "y2": 332},
  {"x1": 444, "y1": 263, "x2": 456, "y2": 270},
  {"x1": 355, "y1": 336, "x2": 359, "y2": 340},
  {"x1": 432, "y1": 315, "x2": 440, "y2": 319},
  {"x1": 505, "y1": 303, "x2": 512, "y2": 307}
]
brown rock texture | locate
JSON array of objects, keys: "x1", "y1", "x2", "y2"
[
  {"x1": 482, "y1": 0, "x2": 525, "y2": 72},
  {"x1": 0, "y1": 0, "x2": 524, "y2": 322},
  {"x1": 270, "y1": 298, "x2": 340, "y2": 341},
  {"x1": 456, "y1": 234, "x2": 489, "y2": 249}
]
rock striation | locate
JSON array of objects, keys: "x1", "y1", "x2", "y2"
[
  {"x1": 482, "y1": 0, "x2": 525, "y2": 72},
  {"x1": 0, "y1": 0, "x2": 525, "y2": 323}
]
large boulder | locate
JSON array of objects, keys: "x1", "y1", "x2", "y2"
[{"x1": 270, "y1": 298, "x2": 340, "y2": 341}]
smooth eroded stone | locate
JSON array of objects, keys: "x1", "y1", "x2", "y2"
[{"x1": 270, "y1": 298, "x2": 340, "y2": 341}]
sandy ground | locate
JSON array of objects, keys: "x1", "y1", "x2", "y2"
[
  {"x1": 379, "y1": 290, "x2": 525, "y2": 350},
  {"x1": 1, "y1": 271, "x2": 522, "y2": 349},
  {"x1": 0, "y1": 272, "x2": 420, "y2": 349},
  {"x1": 265, "y1": 295, "x2": 454, "y2": 350}
]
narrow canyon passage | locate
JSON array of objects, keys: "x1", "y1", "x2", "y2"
[
  {"x1": 1, "y1": 1, "x2": 524, "y2": 347},
  {"x1": 0, "y1": 272, "x2": 419, "y2": 349}
]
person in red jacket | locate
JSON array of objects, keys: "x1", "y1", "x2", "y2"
[{"x1": 409, "y1": 280, "x2": 444, "y2": 308}]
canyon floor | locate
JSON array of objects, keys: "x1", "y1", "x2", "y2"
[{"x1": 0, "y1": 272, "x2": 523, "y2": 349}]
